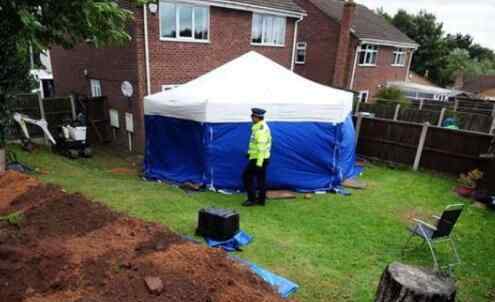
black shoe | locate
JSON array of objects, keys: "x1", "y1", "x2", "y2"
[{"x1": 242, "y1": 200, "x2": 256, "y2": 207}]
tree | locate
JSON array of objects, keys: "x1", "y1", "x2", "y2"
[
  {"x1": 0, "y1": 0, "x2": 143, "y2": 173},
  {"x1": 384, "y1": 9, "x2": 495, "y2": 86}
]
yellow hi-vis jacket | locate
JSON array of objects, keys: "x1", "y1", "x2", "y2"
[{"x1": 248, "y1": 120, "x2": 272, "y2": 167}]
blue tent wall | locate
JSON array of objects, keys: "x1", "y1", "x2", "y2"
[
  {"x1": 144, "y1": 115, "x2": 359, "y2": 191},
  {"x1": 144, "y1": 116, "x2": 206, "y2": 184}
]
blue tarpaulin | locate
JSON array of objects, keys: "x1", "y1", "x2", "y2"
[
  {"x1": 231, "y1": 257, "x2": 299, "y2": 299},
  {"x1": 205, "y1": 230, "x2": 253, "y2": 252}
]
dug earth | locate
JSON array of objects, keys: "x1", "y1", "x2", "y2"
[{"x1": 0, "y1": 171, "x2": 291, "y2": 302}]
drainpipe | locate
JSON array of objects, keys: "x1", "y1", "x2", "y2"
[
  {"x1": 349, "y1": 43, "x2": 360, "y2": 90},
  {"x1": 291, "y1": 16, "x2": 303, "y2": 71},
  {"x1": 405, "y1": 49, "x2": 415, "y2": 82},
  {"x1": 143, "y1": 5, "x2": 151, "y2": 95}
]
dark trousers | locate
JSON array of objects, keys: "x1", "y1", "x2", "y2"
[{"x1": 242, "y1": 159, "x2": 269, "y2": 203}]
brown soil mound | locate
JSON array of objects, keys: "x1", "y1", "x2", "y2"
[
  {"x1": 0, "y1": 174, "x2": 292, "y2": 302},
  {"x1": 0, "y1": 171, "x2": 40, "y2": 212}
]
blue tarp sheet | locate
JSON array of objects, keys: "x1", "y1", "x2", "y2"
[
  {"x1": 205, "y1": 230, "x2": 253, "y2": 252},
  {"x1": 144, "y1": 115, "x2": 360, "y2": 192},
  {"x1": 231, "y1": 257, "x2": 299, "y2": 299}
]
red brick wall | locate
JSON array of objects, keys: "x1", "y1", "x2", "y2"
[
  {"x1": 293, "y1": 0, "x2": 339, "y2": 86},
  {"x1": 146, "y1": 6, "x2": 296, "y2": 93},
  {"x1": 51, "y1": 4, "x2": 297, "y2": 153},
  {"x1": 351, "y1": 46, "x2": 411, "y2": 101},
  {"x1": 50, "y1": 41, "x2": 141, "y2": 150}
]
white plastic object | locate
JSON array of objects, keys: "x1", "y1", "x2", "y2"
[{"x1": 68, "y1": 126, "x2": 87, "y2": 141}]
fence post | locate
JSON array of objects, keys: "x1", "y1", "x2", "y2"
[
  {"x1": 419, "y1": 99, "x2": 424, "y2": 110},
  {"x1": 70, "y1": 94, "x2": 77, "y2": 120},
  {"x1": 437, "y1": 107, "x2": 446, "y2": 127},
  {"x1": 454, "y1": 99, "x2": 459, "y2": 112},
  {"x1": 393, "y1": 104, "x2": 401, "y2": 121},
  {"x1": 355, "y1": 100, "x2": 361, "y2": 115},
  {"x1": 37, "y1": 92, "x2": 45, "y2": 120},
  {"x1": 413, "y1": 122, "x2": 430, "y2": 171},
  {"x1": 355, "y1": 113, "x2": 364, "y2": 147}
]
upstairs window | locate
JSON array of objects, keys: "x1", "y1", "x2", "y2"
[
  {"x1": 90, "y1": 79, "x2": 102, "y2": 97},
  {"x1": 392, "y1": 48, "x2": 406, "y2": 66},
  {"x1": 295, "y1": 42, "x2": 307, "y2": 64},
  {"x1": 358, "y1": 44, "x2": 378, "y2": 66},
  {"x1": 159, "y1": 1, "x2": 209, "y2": 41},
  {"x1": 251, "y1": 13, "x2": 286, "y2": 46}
]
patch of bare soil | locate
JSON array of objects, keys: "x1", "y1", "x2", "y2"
[
  {"x1": 0, "y1": 171, "x2": 40, "y2": 212},
  {"x1": 0, "y1": 172, "x2": 292, "y2": 302},
  {"x1": 110, "y1": 168, "x2": 137, "y2": 176}
]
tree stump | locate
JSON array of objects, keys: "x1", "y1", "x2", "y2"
[{"x1": 375, "y1": 262, "x2": 456, "y2": 302}]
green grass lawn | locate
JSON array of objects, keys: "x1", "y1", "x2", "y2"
[{"x1": 8, "y1": 145, "x2": 495, "y2": 301}]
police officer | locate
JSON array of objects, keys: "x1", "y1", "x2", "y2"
[{"x1": 242, "y1": 108, "x2": 272, "y2": 207}]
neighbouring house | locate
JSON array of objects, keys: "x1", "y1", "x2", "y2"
[
  {"x1": 50, "y1": 0, "x2": 306, "y2": 152},
  {"x1": 292, "y1": 0, "x2": 418, "y2": 103},
  {"x1": 459, "y1": 75, "x2": 495, "y2": 101}
]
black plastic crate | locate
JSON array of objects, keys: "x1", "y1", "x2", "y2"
[{"x1": 197, "y1": 208, "x2": 239, "y2": 241}]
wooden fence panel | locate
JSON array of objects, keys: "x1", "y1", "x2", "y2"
[
  {"x1": 399, "y1": 108, "x2": 440, "y2": 124},
  {"x1": 444, "y1": 111, "x2": 493, "y2": 133},
  {"x1": 420, "y1": 127, "x2": 493, "y2": 174},
  {"x1": 357, "y1": 118, "x2": 421, "y2": 166},
  {"x1": 356, "y1": 117, "x2": 494, "y2": 176},
  {"x1": 359, "y1": 103, "x2": 396, "y2": 119}
]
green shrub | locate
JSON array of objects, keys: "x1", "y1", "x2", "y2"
[{"x1": 375, "y1": 87, "x2": 410, "y2": 107}]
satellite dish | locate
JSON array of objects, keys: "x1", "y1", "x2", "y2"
[{"x1": 121, "y1": 81, "x2": 134, "y2": 98}]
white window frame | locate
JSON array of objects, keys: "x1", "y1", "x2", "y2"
[
  {"x1": 159, "y1": 1, "x2": 210, "y2": 43},
  {"x1": 358, "y1": 44, "x2": 379, "y2": 66},
  {"x1": 358, "y1": 90, "x2": 369, "y2": 103},
  {"x1": 161, "y1": 84, "x2": 180, "y2": 91},
  {"x1": 392, "y1": 48, "x2": 406, "y2": 67},
  {"x1": 90, "y1": 79, "x2": 102, "y2": 97},
  {"x1": 295, "y1": 42, "x2": 307, "y2": 64},
  {"x1": 251, "y1": 13, "x2": 287, "y2": 47}
]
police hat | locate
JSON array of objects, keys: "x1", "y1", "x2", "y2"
[{"x1": 251, "y1": 108, "x2": 266, "y2": 118}]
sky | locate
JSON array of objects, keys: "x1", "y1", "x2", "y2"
[{"x1": 357, "y1": 0, "x2": 495, "y2": 50}]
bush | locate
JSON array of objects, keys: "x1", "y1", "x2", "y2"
[{"x1": 375, "y1": 87, "x2": 410, "y2": 107}]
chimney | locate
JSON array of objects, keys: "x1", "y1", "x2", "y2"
[
  {"x1": 332, "y1": 0, "x2": 356, "y2": 88},
  {"x1": 454, "y1": 69, "x2": 464, "y2": 90}
]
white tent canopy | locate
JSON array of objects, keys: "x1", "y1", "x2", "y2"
[{"x1": 144, "y1": 51, "x2": 354, "y2": 123}]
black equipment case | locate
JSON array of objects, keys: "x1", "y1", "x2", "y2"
[{"x1": 197, "y1": 208, "x2": 239, "y2": 241}]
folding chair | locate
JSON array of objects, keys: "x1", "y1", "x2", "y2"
[{"x1": 402, "y1": 204, "x2": 464, "y2": 271}]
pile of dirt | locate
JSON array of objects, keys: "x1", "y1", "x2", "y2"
[
  {"x1": 0, "y1": 171, "x2": 41, "y2": 212},
  {"x1": 0, "y1": 172, "x2": 291, "y2": 302}
]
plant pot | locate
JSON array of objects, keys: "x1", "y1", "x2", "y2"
[{"x1": 455, "y1": 186, "x2": 474, "y2": 198}]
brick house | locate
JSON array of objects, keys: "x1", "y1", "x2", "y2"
[
  {"x1": 51, "y1": 0, "x2": 305, "y2": 152},
  {"x1": 292, "y1": 0, "x2": 418, "y2": 103}
]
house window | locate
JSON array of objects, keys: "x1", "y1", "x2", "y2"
[
  {"x1": 358, "y1": 44, "x2": 378, "y2": 66},
  {"x1": 251, "y1": 13, "x2": 286, "y2": 46},
  {"x1": 159, "y1": 1, "x2": 209, "y2": 41},
  {"x1": 358, "y1": 91, "x2": 369, "y2": 103},
  {"x1": 392, "y1": 48, "x2": 406, "y2": 66},
  {"x1": 90, "y1": 79, "x2": 102, "y2": 97},
  {"x1": 161, "y1": 84, "x2": 180, "y2": 91},
  {"x1": 295, "y1": 42, "x2": 307, "y2": 64}
]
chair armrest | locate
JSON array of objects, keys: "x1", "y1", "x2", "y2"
[
  {"x1": 414, "y1": 218, "x2": 437, "y2": 231},
  {"x1": 432, "y1": 215, "x2": 441, "y2": 220}
]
